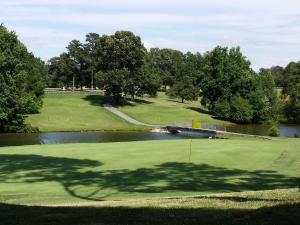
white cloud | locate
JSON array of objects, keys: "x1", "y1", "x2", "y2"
[{"x1": 0, "y1": 0, "x2": 299, "y2": 69}]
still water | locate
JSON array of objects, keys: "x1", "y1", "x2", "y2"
[
  {"x1": 203, "y1": 124, "x2": 300, "y2": 137},
  {"x1": 1, "y1": 124, "x2": 299, "y2": 147},
  {"x1": 0, "y1": 131, "x2": 193, "y2": 147}
]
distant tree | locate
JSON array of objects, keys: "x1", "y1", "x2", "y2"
[
  {"x1": 229, "y1": 96, "x2": 253, "y2": 123},
  {"x1": 199, "y1": 46, "x2": 280, "y2": 124},
  {"x1": 0, "y1": 25, "x2": 46, "y2": 132},
  {"x1": 214, "y1": 99, "x2": 231, "y2": 119},
  {"x1": 84, "y1": 33, "x2": 100, "y2": 89},
  {"x1": 200, "y1": 46, "x2": 255, "y2": 111},
  {"x1": 145, "y1": 48, "x2": 184, "y2": 89},
  {"x1": 169, "y1": 76, "x2": 198, "y2": 103},
  {"x1": 67, "y1": 40, "x2": 89, "y2": 89},
  {"x1": 168, "y1": 53, "x2": 201, "y2": 103},
  {"x1": 48, "y1": 53, "x2": 76, "y2": 88},
  {"x1": 260, "y1": 66, "x2": 285, "y2": 88},
  {"x1": 283, "y1": 61, "x2": 300, "y2": 123},
  {"x1": 96, "y1": 69, "x2": 128, "y2": 101},
  {"x1": 249, "y1": 70, "x2": 280, "y2": 123}
]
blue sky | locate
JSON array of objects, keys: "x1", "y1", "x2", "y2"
[{"x1": 1, "y1": 0, "x2": 299, "y2": 70}]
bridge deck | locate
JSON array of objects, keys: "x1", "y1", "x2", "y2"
[{"x1": 166, "y1": 126, "x2": 274, "y2": 140}]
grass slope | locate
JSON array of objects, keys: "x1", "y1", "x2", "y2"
[
  {"x1": 26, "y1": 94, "x2": 144, "y2": 132},
  {"x1": 1, "y1": 188, "x2": 299, "y2": 225},
  {"x1": 0, "y1": 138, "x2": 299, "y2": 205},
  {"x1": 118, "y1": 92, "x2": 231, "y2": 126}
]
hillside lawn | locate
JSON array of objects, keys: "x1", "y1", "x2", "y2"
[
  {"x1": 26, "y1": 93, "x2": 229, "y2": 132},
  {"x1": 119, "y1": 92, "x2": 231, "y2": 126},
  {"x1": 26, "y1": 94, "x2": 144, "y2": 132},
  {"x1": 0, "y1": 138, "x2": 299, "y2": 205}
]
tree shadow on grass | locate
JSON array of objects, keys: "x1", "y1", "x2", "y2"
[
  {"x1": 0, "y1": 202, "x2": 299, "y2": 225},
  {"x1": 0, "y1": 154, "x2": 299, "y2": 201},
  {"x1": 83, "y1": 95, "x2": 153, "y2": 107},
  {"x1": 186, "y1": 106, "x2": 213, "y2": 116},
  {"x1": 83, "y1": 95, "x2": 113, "y2": 106}
]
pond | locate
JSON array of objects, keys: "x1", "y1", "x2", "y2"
[
  {"x1": 0, "y1": 131, "x2": 205, "y2": 147},
  {"x1": 1, "y1": 124, "x2": 299, "y2": 147},
  {"x1": 203, "y1": 123, "x2": 300, "y2": 137}
]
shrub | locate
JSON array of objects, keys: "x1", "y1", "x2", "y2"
[
  {"x1": 214, "y1": 99, "x2": 231, "y2": 119},
  {"x1": 269, "y1": 126, "x2": 280, "y2": 137},
  {"x1": 229, "y1": 96, "x2": 253, "y2": 123}
]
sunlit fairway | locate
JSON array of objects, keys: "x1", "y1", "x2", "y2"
[
  {"x1": 119, "y1": 92, "x2": 231, "y2": 126},
  {"x1": 0, "y1": 138, "x2": 299, "y2": 205},
  {"x1": 26, "y1": 94, "x2": 144, "y2": 132}
]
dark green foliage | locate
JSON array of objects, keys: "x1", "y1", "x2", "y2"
[
  {"x1": 249, "y1": 70, "x2": 280, "y2": 123},
  {"x1": 200, "y1": 46, "x2": 255, "y2": 110},
  {"x1": 145, "y1": 48, "x2": 184, "y2": 89},
  {"x1": 269, "y1": 66, "x2": 285, "y2": 87},
  {"x1": 214, "y1": 99, "x2": 231, "y2": 119},
  {"x1": 229, "y1": 96, "x2": 253, "y2": 123},
  {"x1": 200, "y1": 46, "x2": 279, "y2": 124},
  {"x1": 0, "y1": 25, "x2": 46, "y2": 132},
  {"x1": 169, "y1": 77, "x2": 198, "y2": 103},
  {"x1": 284, "y1": 100, "x2": 300, "y2": 124},
  {"x1": 269, "y1": 126, "x2": 280, "y2": 137},
  {"x1": 282, "y1": 62, "x2": 300, "y2": 124},
  {"x1": 96, "y1": 69, "x2": 128, "y2": 100}
]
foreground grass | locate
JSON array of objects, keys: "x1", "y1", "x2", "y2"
[
  {"x1": 119, "y1": 92, "x2": 231, "y2": 126},
  {"x1": 0, "y1": 188, "x2": 299, "y2": 225},
  {"x1": 26, "y1": 94, "x2": 144, "y2": 132},
  {"x1": 0, "y1": 138, "x2": 299, "y2": 205}
]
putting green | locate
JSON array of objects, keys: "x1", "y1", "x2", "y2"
[{"x1": 0, "y1": 138, "x2": 299, "y2": 204}]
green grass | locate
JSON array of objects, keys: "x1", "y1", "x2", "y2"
[
  {"x1": 26, "y1": 94, "x2": 144, "y2": 132},
  {"x1": 0, "y1": 138, "x2": 299, "y2": 205},
  {"x1": 119, "y1": 92, "x2": 231, "y2": 126},
  {"x1": 0, "y1": 188, "x2": 299, "y2": 225}
]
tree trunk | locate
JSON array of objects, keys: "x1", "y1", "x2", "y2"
[
  {"x1": 181, "y1": 97, "x2": 184, "y2": 103},
  {"x1": 72, "y1": 75, "x2": 75, "y2": 92}
]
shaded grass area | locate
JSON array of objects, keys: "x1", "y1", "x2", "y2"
[
  {"x1": 118, "y1": 92, "x2": 231, "y2": 126},
  {"x1": 26, "y1": 94, "x2": 145, "y2": 132},
  {"x1": 1, "y1": 189, "x2": 300, "y2": 225},
  {"x1": 0, "y1": 138, "x2": 299, "y2": 204}
]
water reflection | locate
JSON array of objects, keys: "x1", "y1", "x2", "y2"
[{"x1": 0, "y1": 131, "x2": 190, "y2": 147}]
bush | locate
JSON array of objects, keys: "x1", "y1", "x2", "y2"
[
  {"x1": 229, "y1": 96, "x2": 253, "y2": 123},
  {"x1": 214, "y1": 99, "x2": 231, "y2": 119},
  {"x1": 269, "y1": 126, "x2": 280, "y2": 137}
]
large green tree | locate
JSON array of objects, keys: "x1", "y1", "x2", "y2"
[
  {"x1": 200, "y1": 46, "x2": 279, "y2": 124},
  {"x1": 200, "y1": 46, "x2": 255, "y2": 110},
  {"x1": 0, "y1": 25, "x2": 46, "y2": 132}
]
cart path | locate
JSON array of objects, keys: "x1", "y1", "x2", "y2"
[{"x1": 104, "y1": 104, "x2": 159, "y2": 127}]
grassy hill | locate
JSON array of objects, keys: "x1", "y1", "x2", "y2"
[
  {"x1": 26, "y1": 94, "x2": 144, "y2": 132},
  {"x1": 1, "y1": 138, "x2": 299, "y2": 205},
  {"x1": 118, "y1": 92, "x2": 231, "y2": 126},
  {"x1": 26, "y1": 93, "x2": 229, "y2": 132}
]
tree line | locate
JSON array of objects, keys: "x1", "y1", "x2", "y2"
[
  {"x1": 1, "y1": 25, "x2": 300, "y2": 132},
  {"x1": 46, "y1": 31, "x2": 281, "y2": 124},
  {"x1": 263, "y1": 62, "x2": 300, "y2": 124}
]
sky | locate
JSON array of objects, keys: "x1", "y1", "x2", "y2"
[{"x1": 0, "y1": 0, "x2": 299, "y2": 70}]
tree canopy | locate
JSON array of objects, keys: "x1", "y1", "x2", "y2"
[{"x1": 0, "y1": 25, "x2": 46, "y2": 132}]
